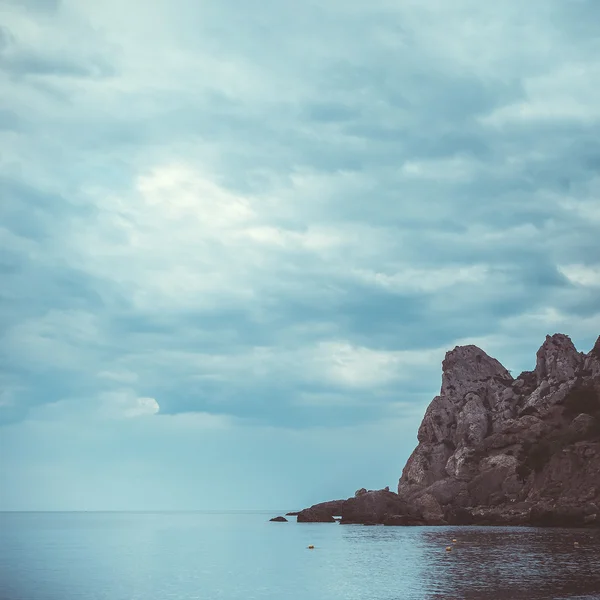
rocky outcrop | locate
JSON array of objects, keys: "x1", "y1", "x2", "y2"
[
  {"x1": 382, "y1": 514, "x2": 425, "y2": 526},
  {"x1": 296, "y1": 499, "x2": 345, "y2": 522},
  {"x1": 295, "y1": 489, "x2": 426, "y2": 525},
  {"x1": 341, "y1": 489, "x2": 413, "y2": 524},
  {"x1": 397, "y1": 333, "x2": 600, "y2": 527},
  {"x1": 534, "y1": 333, "x2": 583, "y2": 385},
  {"x1": 269, "y1": 516, "x2": 288, "y2": 522},
  {"x1": 294, "y1": 333, "x2": 600, "y2": 527}
]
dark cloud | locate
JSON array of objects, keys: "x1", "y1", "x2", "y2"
[
  {"x1": 0, "y1": 49, "x2": 114, "y2": 79},
  {"x1": 0, "y1": 19, "x2": 113, "y2": 81},
  {"x1": 0, "y1": 0, "x2": 599, "y2": 431}
]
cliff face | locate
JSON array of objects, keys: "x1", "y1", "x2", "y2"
[
  {"x1": 397, "y1": 333, "x2": 600, "y2": 526},
  {"x1": 294, "y1": 333, "x2": 600, "y2": 527}
]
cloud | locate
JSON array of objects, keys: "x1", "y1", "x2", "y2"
[
  {"x1": 3, "y1": 0, "x2": 61, "y2": 12},
  {"x1": 0, "y1": 0, "x2": 599, "y2": 436},
  {"x1": 0, "y1": 8, "x2": 113, "y2": 81},
  {"x1": 558, "y1": 264, "x2": 600, "y2": 287},
  {"x1": 27, "y1": 389, "x2": 160, "y2": 422},
  {"x1": 98, "y1": 391, "x2": 159, "y2": 419},
  {"x1": 2, "y1": 0, "x2": 600, "y2": 512}
]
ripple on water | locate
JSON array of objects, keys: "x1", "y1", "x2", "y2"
[{"x1": 0, "y1": 514, "x2": 599, "y2": 600}]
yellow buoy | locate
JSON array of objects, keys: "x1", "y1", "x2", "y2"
[
  {"x1": 452, "y1": 539, "x2": 457, "y2": 543},
  {"x1": 308, "y1": 545, "x2": 315, "y2": 549},
  {"x1": 445, "y1": 546, "x2": 452, "y2": 552}
]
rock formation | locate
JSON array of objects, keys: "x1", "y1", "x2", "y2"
[
  {"x1": 292, "y1": 333, "x2": 600, "y2": 527},
  {"x1": 296, "y1": 499, "x2": 345, "y2": 522}
]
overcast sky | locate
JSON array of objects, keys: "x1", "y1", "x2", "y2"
[{"x1": 1, "y1": 0, "x2": 599, "y2": 511}]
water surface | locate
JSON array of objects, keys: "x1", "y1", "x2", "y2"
[{"x1": 1, "y1": 512, "x2": 599, "y2": 600}]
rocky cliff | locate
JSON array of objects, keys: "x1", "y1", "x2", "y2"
[{"x1": 294, "y1": 333, "x2": 600, "y2": 527}]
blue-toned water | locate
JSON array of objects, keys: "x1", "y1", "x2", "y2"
[{"x1": 1, "y1": 512, "x2": 599, "y2": 600}]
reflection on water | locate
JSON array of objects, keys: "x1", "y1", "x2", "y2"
[
  {"x1": 425, "y1": 528, "x2": 600, "y2": 600},
  {"x1": 339, "y1": 526, "x2": 600, "y2": 600},
  {"x1": 0, "y1": 513, "x2": 599, "y2": 600}
]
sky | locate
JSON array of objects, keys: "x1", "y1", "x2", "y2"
[{"x1": 1, "y1": 0, "x2": 599, "y2": 511}]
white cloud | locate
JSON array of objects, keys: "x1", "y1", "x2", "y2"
[
  {"x1": 63, "y1": 164, "x2": 262, "y2": 311},
  {"x1": 351, "y1": 264, "x2": 489, "y2": 293},
  {"x1": 560, "y1": 194, "x2": 600, "y2": 223},
  {"x1": 481, "y1": 63, "x2": 600, "y2": 126},
  {"x1": 107, "y1": 338, "x2": 444, "y2": 396},
  {"x1": 96, "y1": 390, "x2": 159, "y2": 419},
  {"x1": 28, "y1": 389, "x2": 159, "y2": 422},
  {"x1": 122, "y1": 396, "x2": 159, "y2": 418},
  {"x1": 51, "y1": 162, "x2": 406, "y2": 315},
  {"x1": 312, "y1": 342, "x2": 444, "y2": 389},
  {"x1": 136, "y1": 164, "x2": 255, "y2": 224},
  {"x1": 558, "y1": 264, "x2": 600, "y2": 287},
  {"x1": 399, "y1": 156, "x2": 479, "y2": 182}
]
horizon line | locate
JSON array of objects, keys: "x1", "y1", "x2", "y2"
[{"x1": 0, "y1": 509, "x2": 298, "y2": 514}]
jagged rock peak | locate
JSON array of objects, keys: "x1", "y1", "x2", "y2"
[
  {"x1": 441, "y1": 344, "x2": 512, "y2": 396},
  {"x1": 583, "y1": 335, "x2": 600, "y2": 376},
  {"x1": 535, "y1": 333, "x2": 582, "y2": 385},
  {"x1": 588, "y1": 335, "x2": 600, "y2": 360}
]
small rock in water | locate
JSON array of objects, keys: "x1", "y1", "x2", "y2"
[{"x1": 269, "y1": 516, "x2": 288, "y2": 522}]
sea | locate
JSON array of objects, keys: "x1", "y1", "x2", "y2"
[{"x1": 1, "y1": 511, "x2": 600, "y2": 600}]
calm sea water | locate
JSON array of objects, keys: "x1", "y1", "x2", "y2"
[{"x1": 1, "y1": 512, "x2": 600, "y2": 600}]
